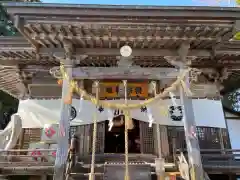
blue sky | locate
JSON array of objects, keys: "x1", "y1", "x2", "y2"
[{"x1": 41, "y1": 0, "x2": 236, "y2": 7}]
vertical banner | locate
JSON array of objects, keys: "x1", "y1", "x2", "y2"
[{"x1": 53, "y1": 66, "x2": 72, "y2": 180}]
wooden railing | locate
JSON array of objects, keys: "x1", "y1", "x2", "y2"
[
  {"x1": 0, "y1": 149, "x2": 56, "y2": 175},
  {"x1": 175, "y1": 149, "x2": 240, "y2": 173}
]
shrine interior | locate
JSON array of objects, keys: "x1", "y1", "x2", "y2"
[{"x1": 104, "y1": 117, "x2": 140, "y2": 153}]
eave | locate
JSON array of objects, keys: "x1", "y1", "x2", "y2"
[
  {"x1": 3, "y1": 3, "x2": 240, "y2": 20},
  {"x1": 0, "y1": 3, "x2": 240, "y2": 99}
]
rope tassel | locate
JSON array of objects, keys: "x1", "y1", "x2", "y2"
[{"x1": 124, "y1": 110, "x2": 134, "y2": 130}]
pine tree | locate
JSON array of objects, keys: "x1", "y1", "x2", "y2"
[{"x1": 0, "y1": 0, "x2": 41, "y2": 36}]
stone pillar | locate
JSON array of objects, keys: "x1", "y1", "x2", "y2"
[
  {"x1": 179, "y1": 74, "x2": 204, "y2": 180},
  {"x1": 53, "y1": 41, "x2": 73, "y2": 180}
]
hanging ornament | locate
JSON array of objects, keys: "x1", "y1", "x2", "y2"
[
  {"x1": 107, "y1": 109, "x2": 114, "y2": 131},
  {"x1": 169, "y1": 92, "x2": 177, "y2": 106},
  {"x1": 169, "y1": 106, "x2": 183, "y2": 121},
  {"x1": 98, "y1": 106, "x2": 104, "y2": 113},
  {"x1": 57, "y1": 79, "x2": 63, "y2": 86},
  {"x1": 140, "y1": 106, "x2": 147, "y2": 112},
  {"x1": 78, "y1": 94, "x2": 84, "y2": 113},
  {"x1": 64, "y1": 88, "x2": 73, "y2": 105},
  {"x1": 146, "y1": 107, "x2": 154, "y2": 127}
]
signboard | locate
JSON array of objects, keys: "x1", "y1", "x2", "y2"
[{"x1": 99, "y1": 82, "x2": 149, "y2": 98}]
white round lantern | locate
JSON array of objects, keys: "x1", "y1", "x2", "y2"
[{"x1": 120, "y1": 45, "x2": 132, "y2": 57}]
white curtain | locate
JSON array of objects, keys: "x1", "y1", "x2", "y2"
[{"x1": 17, "y1": 99, "x2": 226, "y2": 128}]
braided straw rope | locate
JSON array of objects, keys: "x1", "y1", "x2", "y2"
[
  {"x1": 123, "y1": 80, "x2": 129, "y2": 180},
  {"x1": 58, "y1": 64, "x2": 191, "y2": 110},
  {"x1": 89, "y1": 81, "x2": 99, "y2": 180}
]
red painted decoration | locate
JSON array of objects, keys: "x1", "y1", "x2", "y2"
[
  {"x1": 45, "y1": 127, "x2": 56, "y2": 138},
  {"x1": 59, "y1": 124, "x2": 65, "y2": 137},
  {"x1": 31, "y1": 150, "x2": 42, "y2": 161},
  {"x1": 52, "y1": 151, "x2": 56, "y2": 157}
]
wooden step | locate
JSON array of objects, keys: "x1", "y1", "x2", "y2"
[{"x1": 104, "y1": 163, "x2": 151, "y2": 180}]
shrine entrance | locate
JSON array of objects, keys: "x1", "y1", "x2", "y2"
[{"x1": 104, "y1": 116, "x2": 140, "y2": 153}]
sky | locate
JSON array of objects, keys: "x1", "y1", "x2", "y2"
[{"x1": 41, "y1": 0, "x2": 236, "y2": 7}]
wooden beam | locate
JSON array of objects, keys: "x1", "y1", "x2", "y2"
[
  {"x1": 50, "y1": 66, "x2": 180, "y2": 79},
  {"x1": 0, "y1": 46, "x2": 239, "y2": 57},
  {"x1": 39, "y1": 48, "x2": 212, "y2": 57},
  {"x1": 14, "y1": 15, "x2": 38, "y2": 49},
  {"x1": 214, "y1": 20, "x2": 240, "y2": 51},
  {"x1": 3, "y1": 3, "x2": 240, "y2": 20}
]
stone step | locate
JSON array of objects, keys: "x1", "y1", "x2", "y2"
[
  {"x1": 71, "y1": 162, "x2": 104, "y2": 173},
  {"x1": 69, "y1": 173, "x2": 104, "y2": 180},
  {"x1": 103, "y1": 164, "x2": 151, "y2": 180},
  {"x1": 77, "y1": 154, "x2": 156, "y2": 164}
]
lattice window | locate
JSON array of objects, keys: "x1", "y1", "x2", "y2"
[
  {"x1": 140, "y1": 121, "x2": 155, "y2": 154},
  {"x1": 196, "y1": 127, "x2": 204, "y2": 140},
  {"x1": 197, "y1": 127, "x2": 221, "y2": 149},
  {"x1": 89, "y1": 122, "x2": 105, "y2": 154},
  {"x1": 167, "y1": 126, "x2": 223, "y2": 157},
  {"x1": 21, "y1": 128, "x2": 42, "y2": 151},
  {"x1": 221, "y1": 128, "x2": 231, "y2": 149}
]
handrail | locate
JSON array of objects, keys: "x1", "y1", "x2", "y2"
[
  {"x1": 175, "y1": 148, "x2": 240, "y2": 153},
  {"x1": 0, "y1": 149, "x2": 56, "y2": 153}
]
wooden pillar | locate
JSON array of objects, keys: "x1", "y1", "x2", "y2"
[
  {"x1": 151, "y1": 81, "x2": 165, "y2": 180},
  {"x1": 179, "y1": 75, "x2": 204, "y2": 180},
  {"x1": 53, "y1": 41, "x2": 73, "y2": 180}
]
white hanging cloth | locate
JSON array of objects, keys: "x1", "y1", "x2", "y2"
[
  {"x1": 107, "y1": 109, "x2": 114, "y2": 131},
  {"x1": 146, "y1": 107, "x2": 154, "y2": 128},
  {"x1": 78, "y1": 94, "x2": 84, "y2": 113},
  {"x1": 169, "y1": 92, "x2": 177, "y2": 106}
]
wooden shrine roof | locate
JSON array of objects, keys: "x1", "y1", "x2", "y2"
[{"x1": 0, "y1": 2, "x2": 240, "y2": 99}]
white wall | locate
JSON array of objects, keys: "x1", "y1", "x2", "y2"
[
  {"x1": 17, "y1": 98, "x2": 226, "y2": 128},
  {"x1": 227, "y1": 119, "x2": 240, "y2": 150}
]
